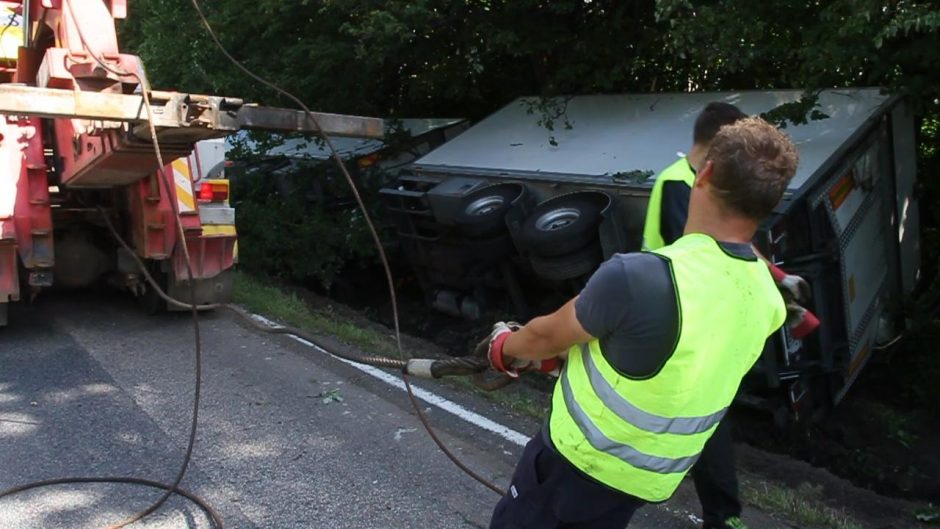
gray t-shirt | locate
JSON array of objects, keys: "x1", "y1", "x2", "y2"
[{"x1": 574, "y1": 241, "x2": 756, "y2": 378}]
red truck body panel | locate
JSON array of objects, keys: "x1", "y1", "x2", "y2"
[{"x1": 0, "y1": 0, "x2": 237, "y2": 319}]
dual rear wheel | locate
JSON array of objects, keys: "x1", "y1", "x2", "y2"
[{"x1": 517, "y1": 196, "x2": 606, "y2": 281}]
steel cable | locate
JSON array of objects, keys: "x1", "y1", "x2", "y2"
[
  {"x1": 186, "y1": 0, "x2": 506, "y2": 497},
  {"x1": 0, "y1": 5, "x2": 218, "y2": 528},
  {"x1": 1, "y1": 5, "x2": 505, "y2": 528}
]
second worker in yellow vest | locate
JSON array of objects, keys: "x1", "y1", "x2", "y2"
[
  {"x1": 481, "y1": 117, "x2": 798, "y2": 529},
  {"x1": 642, "y1": 102, "x2": 747, "y2": 252}
]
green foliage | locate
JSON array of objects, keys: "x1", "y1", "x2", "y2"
[
  {"x1": 521, "y1": 96, "x2": 574, "y2": 147},
  {"x1": 228, "y1": 144, "x2": 381, "y2": 290},
  {"x1": 119, "y1": 1, "x2": 681, "y2": 119},
  {"x1": 120, "y1": 1, "x2": 940, "y2": 143},
  {"x1": 655, "y1": 1, "x2": 938, "y2": 98},
  {"x1": 760, "y1": 91, "x2": 830, "y2": 129},
  {"x1": 882, "y1": 322, "x2": 940, "y2": 419},
  {"x1": 868, "y1": 401, "x2": 919, "y2": 449}
]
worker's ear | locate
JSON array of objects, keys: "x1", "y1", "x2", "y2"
[{"x1": 695, "y1": 160, "x2": 714, "y2": 188}]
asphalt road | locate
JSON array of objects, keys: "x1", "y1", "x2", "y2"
[{"x1": 0, "y1": 291, "x2": 771, "y2": 529}]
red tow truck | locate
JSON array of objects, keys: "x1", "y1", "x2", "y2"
[{"x1": 0, "y1": 0, "x2": 383, "y2": 326}]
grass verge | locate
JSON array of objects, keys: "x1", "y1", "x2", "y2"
[
  {"x1": 742, "y1": 481, "x2": 863, "y2": 529},
  {"x1": 233, "y1": 270, "x2": 397, "y2": 356},
  {"x1": 232, "y1": 270, "x2": 550, "y2": 419}
]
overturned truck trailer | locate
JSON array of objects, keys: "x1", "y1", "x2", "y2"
[{"x1": 381, "y1": 89, "x2": 921, "y2": 420}]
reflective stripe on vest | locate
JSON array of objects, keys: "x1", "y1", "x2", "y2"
[
  {"x1": 559, "y1": 365, "x2": 702, "y2": 474},
  {"x1": 549, "y1": 234, "x2": 786, "y2": 502},
  {"x1": 578, "y1": 344, "x2": 727, "y2": 435},
  {"x1": 641, "y1": 158, "x2": 695, "y2": 251}
]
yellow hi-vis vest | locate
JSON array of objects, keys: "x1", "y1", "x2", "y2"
[
  {"x1": 549, "y1": 233, "x2": 786, "y2": 502},
  {"x1": 642, "y1": 158, "x2": 695, "y2": 251}
]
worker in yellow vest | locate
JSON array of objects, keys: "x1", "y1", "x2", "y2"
[
  {"x1": 478, "y1": 117, "x2": 797, "y2": 529},
  {"x1": 643, "y1": 102, "x2": 751, "y2": 529},
  {"x1": 643, "y1": 103, "x2": 818, "y2": 529},
  {"x1": 642, "y1": 102, "x2": 747, "y2": 252}
]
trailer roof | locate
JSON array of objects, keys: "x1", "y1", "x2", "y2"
[{"x1": 412, "y1": 89, "x2": 891, "y2": 191}]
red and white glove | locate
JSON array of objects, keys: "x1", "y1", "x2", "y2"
[
  {"x1": 768, "y1": 263, "x2": 812, "y2": 303},
  {"x1": 531, "y1": 358, "x2": 562, "y2": 377},
  {"x1": 768, "y1": 263, "x2": 819, "y2": 339},
  {"x1": 475, "y1": 322, "x2": 561, "y2": 378},
  {"x1": 785, "y1": 301, "x2": 821, "y2": 340}
]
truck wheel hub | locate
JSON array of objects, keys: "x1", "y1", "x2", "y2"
[
  {"x1": 465, "y1": 196, "x2": 506, "y2": 216},
  {"x1": 536, "y1": 208, "x2": 580, "y2": 231}
]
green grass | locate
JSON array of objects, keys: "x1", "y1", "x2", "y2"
[
  {"x1": 447, "y1": 374, "x2": 551, "y2": 418},
  {"x1": 232, "y1": 270, "x2": 551, "y2": 419},
  {"x1": 742, "y1": 481, "x2": 863, "y2": 529},
  {"x1": 232, "y1": 271, "x2": 397, "y2": 356},
  {"x1": 915, "y1": 504, "x2": 940, "y2": 524}
]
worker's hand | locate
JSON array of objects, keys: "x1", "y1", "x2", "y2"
[
  {"x1": 785, "y1": 301, "x2": 820, "y2": 339},
  {"x1": 779, "y1": 273, "x2": 811, "y2": 303},
  {"x1": 785, "y1": 302, "x2": 805, "y2": 327},
  {"x1": 529, "y1": 358, "x2": 562, "y2": 377},
  {"x1": 768, "y1": 263, "x2": 811, "y2": 303},
  {"x1": 472, "y1": 321, "x2": 529, "y2": 378}
]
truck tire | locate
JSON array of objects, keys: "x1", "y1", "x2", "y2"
[
  {"x1": 0, "y1": 302, "x2": 8, "y2": 327},
  {"x1": 454, "y1": 184, "x2": 521, "y2": 240},
  {"x1": 518, "y1": 198, "x2": 602, "y2": 258},
  {"x1": 529, "y1": 242, "x2": 603, "y2": 281}
]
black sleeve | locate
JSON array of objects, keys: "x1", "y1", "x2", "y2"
[{"x1": 660, "y1": 180, "x2": 691, "y2": 246}]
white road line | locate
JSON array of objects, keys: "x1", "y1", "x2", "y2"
[{"x1": 249, "y1": 314, "x2": 531, "y2": 447}]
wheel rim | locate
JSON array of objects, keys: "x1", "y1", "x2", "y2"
[
  {"x1": 535, "y1": 208, "x2": 580, "y2": 231},
  {"x1": 465, "y1": 195, "x2": 506, "y2": 216}
]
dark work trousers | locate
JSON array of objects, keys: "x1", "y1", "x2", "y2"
[
  {"x1": 691, "y1": 417, "x2": 742, "y2": 528},
  {"x1": 489, "y1": 432, "x2": 645, "y2": 529}
]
